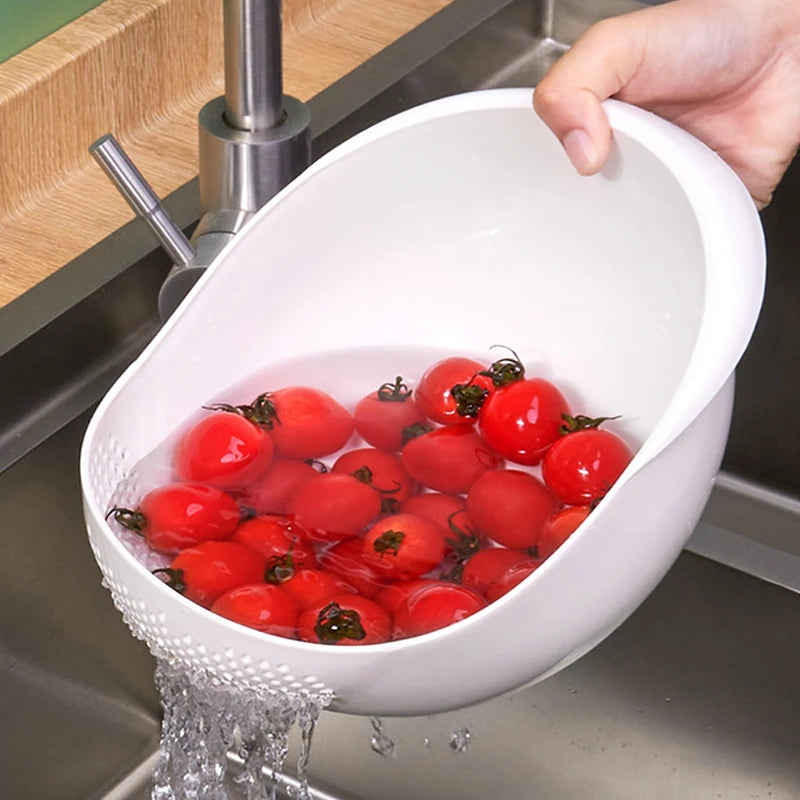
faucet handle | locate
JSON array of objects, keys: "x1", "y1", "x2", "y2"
[{"x1": 89, "y1": 134, "x2": 196, "y2": 268}]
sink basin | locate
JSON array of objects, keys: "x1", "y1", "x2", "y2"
[{"x1": 0, "y1": 0, "x2": 797, "y2": 797}]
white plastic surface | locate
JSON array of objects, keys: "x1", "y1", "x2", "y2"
[{"x1": 80, "y1": 90, "x2": 765, "y2": 715}]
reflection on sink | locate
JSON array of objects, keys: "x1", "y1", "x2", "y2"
[
  {"x1": 302, "y1": 554, "x2": 799, "y2": 800},
  {"x1": 0, "y1": 0, "x2": 797, "y2": 798},
  {"x1": 0, "y1": 412, "x2": 160, "y2": 799}
]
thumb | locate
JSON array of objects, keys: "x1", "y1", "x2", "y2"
[{"x1": 533, "y1": 16, "x2": 646, "y2": 175}]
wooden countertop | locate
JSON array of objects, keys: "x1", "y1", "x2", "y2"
[{"x1": 0, "y1": 0, "x2": 452, "y2": 308}]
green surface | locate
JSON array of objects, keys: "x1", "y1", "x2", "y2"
[{"x1": 0, "y1": 0, "x2": 105, "y2": 63}]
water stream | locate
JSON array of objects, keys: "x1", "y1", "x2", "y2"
[{"x1": 150, "y1": 660, "x2": 331, "y2": 800}]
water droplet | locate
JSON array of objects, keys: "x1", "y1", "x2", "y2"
[
  {"x1": 664, "y1": 697, "x2": 672, "y2": 702},
  {"x1": 449, "y1": 726, "x2": 472, "y2": 753},
  {"x1": 423, "y1": 737, "x2": 431, "y2": 748},
  {"x1": 568, "y1": 686, "x2": 578, "y2": 694},
  {"x1": 369, "y1": 717, "x2": 396, "y2": 758},
  {"x1": 637, "y1": 708, "x2": 643, "y2": 714}
]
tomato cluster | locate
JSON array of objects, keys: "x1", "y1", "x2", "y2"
[{"x1": 108, "y1": 353, "x2": 633, "y2": 647}]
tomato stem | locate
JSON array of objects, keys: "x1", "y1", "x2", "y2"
[
  {"x1": 451, "y1": 381, "x2": 490, "y2": 418},
  {"x1": 351, "y1": 465, "x2": 401, "y2": 496},
  {"x1": 152, "y1": 567, "x2": 187, "y2": 593},
  {"x1": 265, "y1": 548, "x2": 296, "y2": 584},
  {"x1": 203, "y1": 392, "x2": 281, "y2": 429},
  {"x1": 351, "y1": 465, "x2": 372, "y2": 484},
  {"x1": 376, "y1": 376, "x2": 412, "y2": 402},
  {"x1": 451, "y1": 345, "x2": 525, "y2": 418},
  {"x1": 314, "y1": 601, "x2": 366, "y2": 643},
  {"x1": 479, "y1": 345, "x2": 526, "y2": 387},
  {"x1": 559, "y1": 413, "x2": 621, "y2": 435},
  {"x1": 445, "y1": 511, "x2": 481, "y2": 561},
  {"x1": 373, "y1": 529, "x2": 405, "y2": 557},
  {"x1": 401, "y1": 422, "x2": 432, "y2": 444},
  {"x1": 380, "y1": 496, "x2": 400, "y2": 514},
  {"x1": 351, "y1": 466, "x2": 402, "y2": 514},
  {"x1": 106, "y1": 506, "x2": 147, "y2": 534},
  {"x1": 440, "y1": 562, "x2": 465, "y2": 583}
]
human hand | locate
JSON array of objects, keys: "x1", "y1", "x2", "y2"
[{"x1": 533, "y1": 0, "x2": 800, "y2": 207}]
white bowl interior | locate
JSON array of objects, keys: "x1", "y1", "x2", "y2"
[{"x1": 85, "y1": 102, "x2": 708, "y2": 500}]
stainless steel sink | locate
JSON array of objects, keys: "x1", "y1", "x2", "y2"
[{"x1": 1, "y1": 1, "x2": 798, "y2": 798}]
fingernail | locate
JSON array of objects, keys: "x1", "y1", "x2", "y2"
[{"x1": 562, "y1": 129, "x2": 597, "y2": 175}]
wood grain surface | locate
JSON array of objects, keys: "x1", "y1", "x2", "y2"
[{"x1": 0, "y1": 0, "x2": 451, "y2": 307}]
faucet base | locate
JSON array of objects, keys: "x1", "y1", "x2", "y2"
[
  {"x1": 198, "y1": 94, "x2": 312, "y2": 225},
  {"x1": 158, "y1": 231, "x2": 234, "y2": 321},
  {"x1": 155, "y1": 93, "x2": 312, "y2": 321}
]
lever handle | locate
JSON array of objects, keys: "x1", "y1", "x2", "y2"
[{"x1": 89, "y1": 134, "x2": 196, "y2": 268}]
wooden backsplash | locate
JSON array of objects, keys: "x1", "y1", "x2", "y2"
[{"x1": 0, "y1": 0, "x2": 451, "y2": 307}]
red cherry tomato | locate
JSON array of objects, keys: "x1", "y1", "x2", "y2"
[
  {"x1": 393, "y1": 582, "x2": 487, "y2": 639},
  {"x1": 317, "y1": 539, "x2": 387, "y2": 598},
  {"x1": 542, "y1": 428, "x2": 633, "y2": 505},
  {"x1": 353, "y1": 377, "x2": 427, "y2": 451},
  {"x1": 415, "y1": 357, "x2": 493, "y2": 425},
  {"x1": 332, "y1": 448, "x2": 417, "y2": 512},
  {"x1": 400, "y1": 493, "x2": 465, "y2": 529},
  {"x1": 486, "y1": 560, "x2": 543, "y2": 602},
  {"x1": 211, "y1": 583, "x2": 298, "y2": 637},
  {"x1": 478, "y1": 378, "x2": 570, "y2": 465},
  {"x1": 467, "y1": 469, "x2": 559, "y2": 550},
  {"x1": 108, "y1": 482, "x2": 241, "y2": 554},
  {"x1": 298, "y1": 594, "x2": 392, "y2": 645},
  {"x1": 362, "y1": 513, "x2": 447, "y2": 581},
  {"x1": 287, "y1": 473, "x2": 382, "y2": 540},
  {"x1": 158, "y1": 541, "x2": 267, "y2": 608},
  {"x1": 236, "y1": 458, "x2": 318, "y2": 515},
  {"x1": 281, "y1": 569, "x2": 358, "y2": 611},
  {"x1": 175, "y1": 412, "x2": 274, "y2": 490},
  {"x1": 460, "y1": 548, "x2": 537, "y2": 597},
  {"x1": 231, "y1": 515, "x2": 317, "y2": 578},
  {"x1": 374, "y1": 578, "x2": 437, "y2": 616},
  {"x1": 401, "y1": 425, "x2": 502, "y2": 493},
  {"x1": 539, "y1": 506, "x2": 591, "y2": 558},
  {"x1": 268, "y1": 387, "x2": 354, "y2": 459},
  {"x1": 400, "y1": 493, "x2": 483, "y2": 560}
]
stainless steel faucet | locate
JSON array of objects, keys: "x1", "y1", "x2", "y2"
[{"x1": 90, "y1": 0, "x2": 311, "y2": 320}]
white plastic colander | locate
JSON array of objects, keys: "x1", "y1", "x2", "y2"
[{"x1": 81, "y1": 89, "x2": 764, "y2": 716}]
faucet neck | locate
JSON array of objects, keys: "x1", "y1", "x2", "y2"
[{"x1": 223, "y1": 0, "x2": 284, "y2": 131}]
